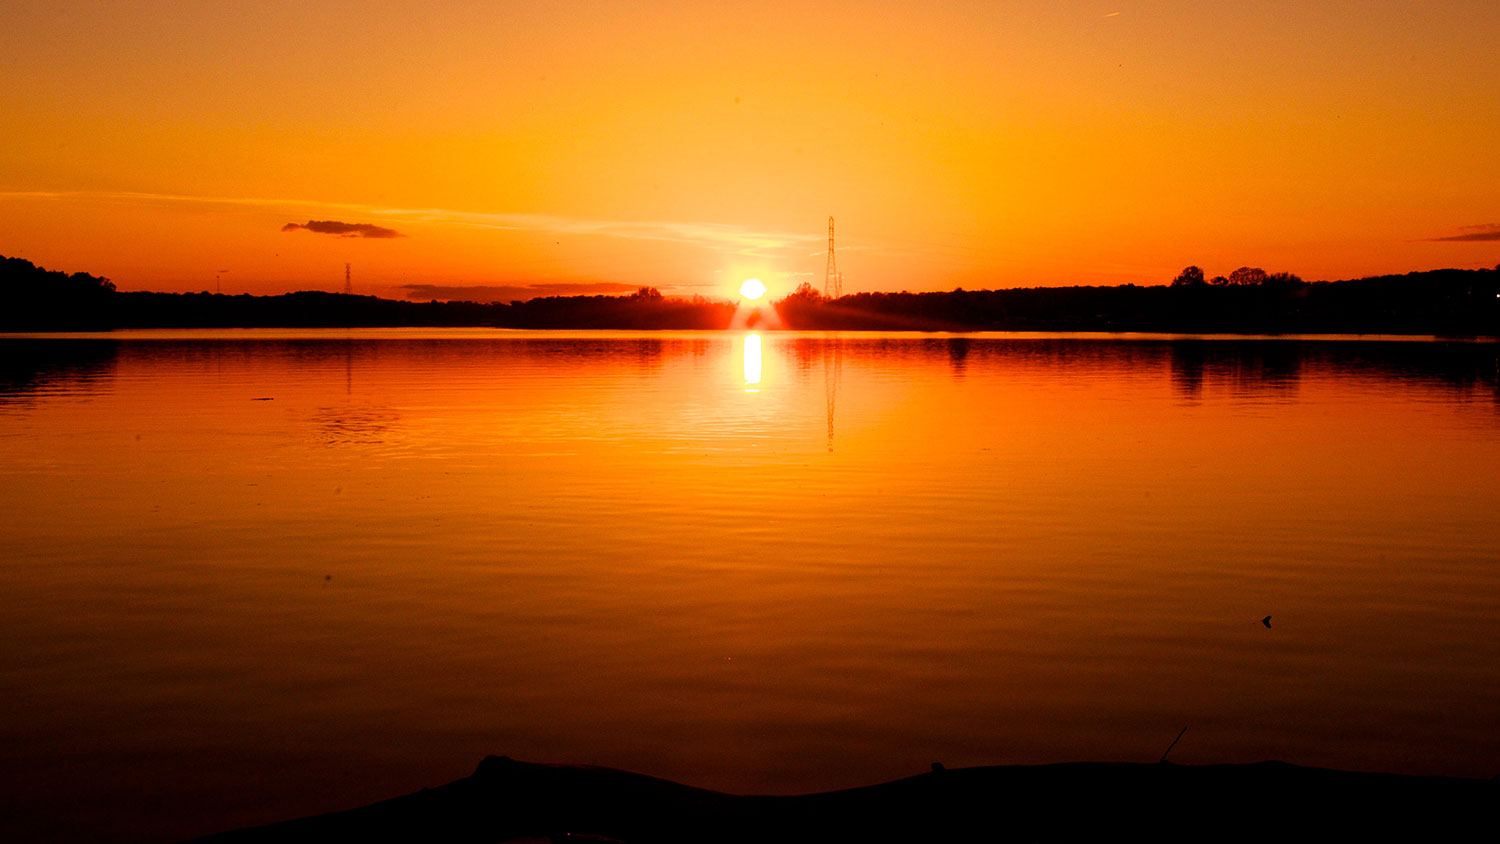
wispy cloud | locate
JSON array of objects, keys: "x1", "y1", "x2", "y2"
[
  {"x1": 400, "y1": 282, "x2": 641, "y2": 302},
  {"x1": 0, "y1": 189, "x2": 818, "y2": 256},
  {"x1": 382, "y1": 208, "x2": 821, "y2": 255},
  {"x1": 805, "y1": 244, "x2": 871, "y2": 258},
  {"x1": 1428, "y1": 224, "x2": 1500, "y2": 242},
  {"x1": 282, "y1": 220, "x2": 403, "y2": 238}
]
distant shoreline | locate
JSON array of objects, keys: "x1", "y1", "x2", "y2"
[
  {"x1": 5, "y1": 327, "x2": 1498, "y2": 344},
  {"x1": 5, "y1": 256, "x2": 1498, "y2": 335}
]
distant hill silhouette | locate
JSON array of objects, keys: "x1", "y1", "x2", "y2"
[{"x1": 3, "y1": 255, "x2": 1497, "y2": 335}]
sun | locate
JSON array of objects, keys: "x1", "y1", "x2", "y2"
[{"x1": 738, "y1": 278, "x2": 767, "y2": 300}]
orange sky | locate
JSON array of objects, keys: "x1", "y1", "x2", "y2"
[{"x1": 3, "y1": 1, "x2": 1498, "y2": 301}]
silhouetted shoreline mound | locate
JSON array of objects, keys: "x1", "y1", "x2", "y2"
[{"x1": 185, "y1": 755, "x2": 1493, "y2": 843}]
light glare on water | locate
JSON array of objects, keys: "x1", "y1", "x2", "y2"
[{"x1": 744, "y1": 332, "x2": 762, "y2": 388}]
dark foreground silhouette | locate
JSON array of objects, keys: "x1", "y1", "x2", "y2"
[{"x1": 185, "y1": 755, "x2": 1494, "y2": 843}]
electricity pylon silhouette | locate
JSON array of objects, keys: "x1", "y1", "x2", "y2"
[{"x1": 823, "y1": 216, "x2": 842, "y2": 299}]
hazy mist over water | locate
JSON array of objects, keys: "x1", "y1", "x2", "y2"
[{"x1": 2, "y1": 330, "x2": 1498, "y2": 843}]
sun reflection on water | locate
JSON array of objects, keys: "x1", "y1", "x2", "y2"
[{"x1": 743, "y1": 333, "x2": 762, "y2": 391}]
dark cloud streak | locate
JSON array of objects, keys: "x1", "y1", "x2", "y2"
[
  {"x1": 282, "y1": 220, "x2": 403, "y2": 239},
  {"x1": 1428, "y1": 224, "x2": 1500, "y2": 242}
]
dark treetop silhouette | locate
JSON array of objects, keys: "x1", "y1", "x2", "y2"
[{"x1": 3, "y1": 256, "x2": 1498, "y2": 334}]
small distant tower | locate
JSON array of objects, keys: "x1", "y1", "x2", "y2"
[
  {"x1": 344, "y1": 262, "x2": 352, "y2": 296},
  {"x1": 823, "y1": 216, "x2": 842, "y2": 299}
]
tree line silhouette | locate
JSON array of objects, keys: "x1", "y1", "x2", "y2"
[
  {"x1": 775, "y1": 265, "x2": 1498, "y2": 334},
  {"x1": 3, "y1": 255, "x2": 1497, "y2": 335},
  {"x1": 2, "y1": 256, "x2": 117, "y2": 330}
]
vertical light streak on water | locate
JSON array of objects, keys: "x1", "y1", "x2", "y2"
[{"x1": 743, "y1": 332, "x2": 762, "y2": 389}]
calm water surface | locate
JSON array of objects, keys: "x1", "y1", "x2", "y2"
[{"x1": 2, "y1": 329, "x2": 1498, "y2": 842}]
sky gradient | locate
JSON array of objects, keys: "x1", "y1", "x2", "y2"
[{"x1": 3, "y1": 1, "x2": 1498, "y2": 301}]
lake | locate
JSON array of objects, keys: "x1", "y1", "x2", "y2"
[{"x1": 2, "y1": 329, "x2": 1498, "y2": 842}]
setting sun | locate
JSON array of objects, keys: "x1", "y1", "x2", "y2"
[{"x1": 739, "y1": 278, "x2": 767, "y2": 300}]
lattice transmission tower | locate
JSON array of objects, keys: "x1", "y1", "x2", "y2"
[
  {"x1": 344, "y1": 263, "x2": 352, "y2": 296},
  {"x1": 823, "y1": 216, "x2": 843, "y2": 299}
]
